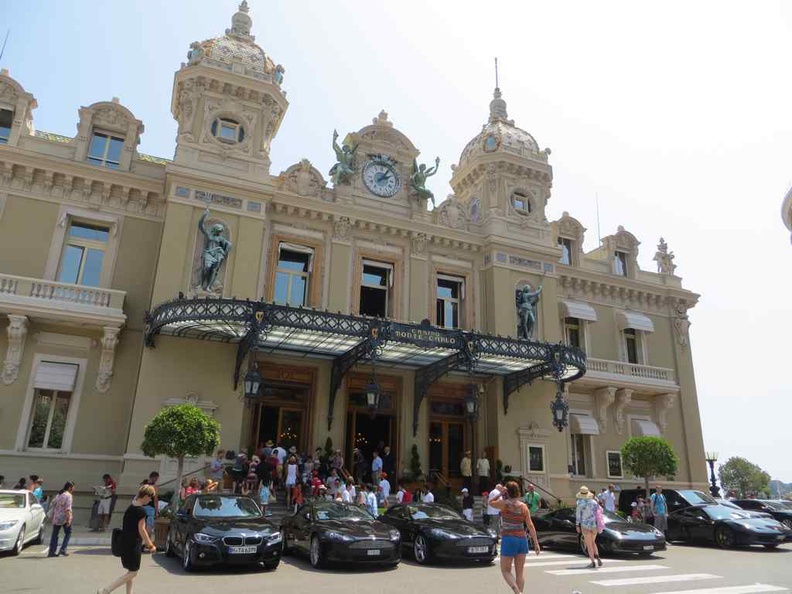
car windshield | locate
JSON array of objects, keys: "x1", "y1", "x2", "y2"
[
  {"x1": 193, "y1": 496, "x2": 262, "y2": 519},
  {"x1": 717, "y1": 500, "x2": 741, "y2": 509},
  {"x1": 679, "y1": 490, "x2": 718, "y2": 505},
  {"x1": 703, "y1": 505, "x2": 751, "y2": 521},
  {"x1": 601, "y1": 510, "x2": 627, "y2": 524},
  {"x1": 408, "y1": 505, "x2": 461, "y2": 520},
  {"x1": 0, "y1": 494, "x2": 25, "y2": 509},
  {"x1": 775, "y1": 501, "x2": 792, "y2": 511},
  {"x1": 758, "y1": 501, "x2": 790, "y2": 512},
  {"x1": 313, "y1": 503, "x2": 374, "y2": 521}
]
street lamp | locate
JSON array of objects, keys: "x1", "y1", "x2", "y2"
[
  {"x1": 705, "y1": 451, "x2": 720, "y2": 497},
  {"x1": 365, "y1": 375, "x2": 381, "y2": 418},
  {"x1": 550, "y1": 384, "x2": 569, "y2": 432},
  {"x1": 243, "y1": 361, "x2": 263, "y2": 406},
  {"x1": 464, "y1": 382, "x2": 480, "y2": 422}
]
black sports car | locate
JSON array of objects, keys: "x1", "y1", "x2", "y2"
[
  {"x1": 280, "y1": 500, "x2": 401, "y2": 568},
  {"x1": 533, "y1": 507, "x2": 666, "y2": 556},
  {"x1": 731, "y1": 500, "x2": 792, "y2": 530},
  {"x1": 667, "y1": 504, "x2": 792, "y2": 549},
  {"x1": 165, "y1": 493, "x2": 282, "y2": 571},
  {"x1": 379, "y1": 503, "x2": 498, "y2": 564}
]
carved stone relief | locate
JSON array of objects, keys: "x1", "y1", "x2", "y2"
[
  {"x1": 333, "y1": 215, "x2": 351, "y2": 240},
  {"x1": 655, "y1": 393, "x2": 677, "y2": 433},
  {"x1": 595, "y1": 386, "x2": 616, "y2": 433},
  {"x1": 614, "y1": 388, "x2": 633, "y2": 435},
  {"x1": 281, "y1": 158, "x2": 326, "y2": 197},
  {"x1": 435, "y1": 195, "x2": 468, "y2": 230},
  {"x1": 2, "y1": 315, "x2": 28, "y2": 385},
  {"x1": 672, "y1": 302, "x2": 691, "y2": 349},
  {"x1": 411, "y1": 232, "x2": 427, "y2": 255},
  {"x1": 96, "y1": 326, "x2": 120, "y2": 393}
]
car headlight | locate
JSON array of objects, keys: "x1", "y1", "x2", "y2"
[
  {"x1": 267, "y1": 532, "x2": 283, "y2": 544},
  {"x1": 487, "y1": 528, "x2": 498, "y2": 538},
  {"x1": 0, "y1": 520, "x2": 19, "y2": 531},
  {"x1": 428, "y1": 528, "x2": 459, "y2": 539},
  {"x1": 325, "y1": 531, "x2": 354, "y2": 542},
  {"x1": 653, "y1": 528, "x2": 664, "y2": 537},
  {"x1": 192, "y1": 532, "x2": 218, "y2": 544},
  {"x1": 388, "y1": 530, "x2": 401, "y2": 541}
]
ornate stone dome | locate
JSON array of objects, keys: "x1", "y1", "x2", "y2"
[
  {"x1": 185, "y1": 1, "x2": 283, "y2": 86},
  {"x1": 458, "y1": 88, "x2": 546, "y2": 167}
]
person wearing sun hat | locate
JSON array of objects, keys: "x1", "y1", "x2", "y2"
[{"x1": 575, "y1": 486, "x2": 602, "y2": 568}]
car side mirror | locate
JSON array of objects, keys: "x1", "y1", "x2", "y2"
[{"x1": 31, "y1": 503, "x2": 42, "y2": 510}]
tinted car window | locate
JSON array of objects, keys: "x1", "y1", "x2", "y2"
[
  {"x1": 194, "y1": 496, "x2": 262, "y2": 519},
  {"x1": 313, "y1": 503, "x2": 374, "y2": 521},
  {"x1": 678, "y1": 490, "x2": 717, "y2": 505},
  {"x1": 760, "y1": 501, "x2": 789, "y2": 512},
  {"x1": 703, "y1": 506, "x2": 751, "y2": 521},
  {"x1": 0, "y1": 493, "x2": 25, "y2": 508},
  {"x1": 408, "y1": 505, "x2": 462, "y2": 520}
]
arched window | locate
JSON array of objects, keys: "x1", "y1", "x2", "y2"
[{"x1": 211, "y1": 117, "x2": 245, "y2": 144}]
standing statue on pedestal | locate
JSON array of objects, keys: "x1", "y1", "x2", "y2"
[
  {"x1": 328, "y1": 130, "x2": 358, "y2": 186},
  {"x1": 653, "y1": 237, "x2": 677, "y2": 275},
  {"x1": 198, "y1": 208, "x2": 232, "y2": 292},
  {"x1": 411, "y1": 157, "x2": 440, "y2": 207},
  {"x1": 516, "y1": 284, "x2": 543, "y2": 340}
]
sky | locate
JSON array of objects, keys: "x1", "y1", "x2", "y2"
[{"x1": 2, "y1": 1, "x2": 791, "y2": 483}]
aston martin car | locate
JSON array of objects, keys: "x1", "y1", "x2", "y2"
[
  {"x1": 165, "y1": 494, "x2": 282, "y2": 571},
  {"x1": 280, "y1": 500, "x2": 401, "y2": 568},
  {"x1": 0, "y1": 490, "x2": 45, "y2": 555},
  {"x1": 731, "y1": 500, "x2": 792, "y2": 530},
  {"x1": 532, "y1": 507, "x2": 666, "y2": 556},
  {"x1": 380, "y1": 503, "x2": 498, "y2": 564},
  {"x1": 667, "y1": 504, "x2": 792, "y2": 549}
]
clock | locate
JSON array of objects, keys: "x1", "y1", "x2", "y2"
[{"x1": 362, "y1": 156, "x2": 401, "y2": 197}]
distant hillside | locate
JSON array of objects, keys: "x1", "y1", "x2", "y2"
[{"x1": 770, "y1": 480, "x2": 792, "y2": 497}]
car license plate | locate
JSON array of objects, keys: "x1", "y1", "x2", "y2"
[
  {"x1": 366, "y1": 549, "x2": 381, "y2": 556},
  {"x1": 229, "y1": 545, "x2": 257, "y2": 554},
  {"x1": 643, "y1": 545, "x2": 654, "y2": 551},
  {"x1": 778, "y1": 536, "x2": 786, "y2": 541},
  {"x1": 468, "y1": 546, "x2": 489, "y2": 554}
]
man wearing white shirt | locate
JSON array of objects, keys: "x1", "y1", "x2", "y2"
[
  {"x1": 423, "y1": 486, "x2": 435, "y2": 503},
  {"x1": 603, "y1": 484, "x2": 617, "y2": 513},
  {"x1": 341, "y1": 486, "x2": 352, "y2": 503},
  {"x1": 485, "y1": 484, "x2": 503, "y2": 530},
  {"x1": 379, "y1": 474, "x2": 391, "y2": 500}
]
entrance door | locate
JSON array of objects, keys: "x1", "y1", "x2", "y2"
[
  {"x1": 250, "y1": 382, "x2": 309, "y2": 453},
  {"x1": 429, "y1": 420, "x2": 465, "y2": 481},
  {"x1": 346, "y1": 411, "x2": 394, "y2": 481}
]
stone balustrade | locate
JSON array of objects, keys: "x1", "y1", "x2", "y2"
[{"x1": 587, "y1": 357, "x2": 676, "y2": 384}]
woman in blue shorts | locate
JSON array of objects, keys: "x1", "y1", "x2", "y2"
[{"x1": 489, "y1": 481, "x2": 541, "y2": 594}]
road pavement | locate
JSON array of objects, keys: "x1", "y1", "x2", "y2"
[{"x1": 1, "y1": 541, "x2": 790, "y2": 594}]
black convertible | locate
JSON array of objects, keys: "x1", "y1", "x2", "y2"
[
  {"x1": 165, "y1": 493, "x2": 282, "y2": 571},
  {"x1": 379, "y1": 503, "x2": 498, "y2": 564},
  {"x1": 280, "y1": 500, "x2": 401, "y2": 568},
  {"x1": 667, "y1": 504, "x2": 792, "y2": 549},
  {"x1": 533, "y1": 507, "x2": 666, "y2": 556}
]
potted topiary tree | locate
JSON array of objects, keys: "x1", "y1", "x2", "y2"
[{"x1": 141, "y1": 404, "x2": 220, "y2": 549}]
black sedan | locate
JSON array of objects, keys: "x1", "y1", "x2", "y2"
[
  {"x1": 280, "y1": 501, "x2": 401, "y2": 568},
  {"x1": 731, "y1": 500, "x2": 792, "y2": 530},
  {"x1": 667, "y1": 504, "x2": 792, "y2": 549},
  {"x1": 165, "y1": 494, "x2": 282, "y2": 571},
  {"x1": 379, "y1": 503, "x2": 498, "y2": 564},
  {"x1": 533, "y1": 507, "x2": 666, "y2": 556}
]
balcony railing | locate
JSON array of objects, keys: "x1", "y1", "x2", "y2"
[
  {"x1": 0, "y1": 273, "x2": 126, "y2": 324},
  {"x1": 586, "y1": 357, "x2": 676, "y2": 384}
]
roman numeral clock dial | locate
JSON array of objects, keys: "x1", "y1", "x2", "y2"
[{"x1": 362, "y1": 155, "x2": 401, "y2": 198}]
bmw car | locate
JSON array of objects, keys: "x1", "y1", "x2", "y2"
[
  {"x1": 380, "y1": 503, "x2": 498, "y2": 564},
  {"x1": 0, "y1": 490, "x2": 45, "y2": 555},
  {"x1": 667, "y1": 504, "x2": 792, "y2": 549},
  {"x1": 533, "y1": 507, "x2": 666, "y2": 556},
  {"x1": 165, "y1": 493, "x2": 282, "y2": 571},
  {"x1": 280, "y1": 500, "x2": 401, "y2": 568}
]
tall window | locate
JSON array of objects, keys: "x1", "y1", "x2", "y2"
[
  {"x1": 274, "y1": 244, "x2": 313, "y2": 306},
  {"x1": 0, "y1": 108, "x2": 12, "y2": 144},
  {"x1": 570, "y1": 433, "x2": 587, "y2": 476},
  {"x1": 88, "y1": 131, "x2": 124, "y2": 169},
  {"x1": 359, "y1": 260, "x2": 392, "y2": 318},
  {"x1": 26, "y1": 362, "x2": 79, "y2": 450},
  {"x1": 624, "y1": 328, "x2": 639, "y2": 364},
  {"x1": 57, "y1": 222, "x2": 109, "y2": 287},
  {"x1": 564, "y1": 317, "x2": 581, "y2": 349},
  {"x1": 436, "y1": 275, "x2": 464, "y2": 329},
  {"x1": 614, "y1": 251, "x2": 628, "y2": 276},
  {"x1": 558, "y1": 237, "x2": 573, "y2": 265}
]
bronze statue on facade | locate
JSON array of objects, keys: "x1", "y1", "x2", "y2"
[
  {"x1": 198, "y1": 208, "x2": 232, "y2": 292},
  {"x1": 329, "y1": 129, "x2": 358, "y2": 186},
  {"x1": 516, "y1": 284, "x2": 542, "y2": 340},
  {"x1": 410, "y1": 157, "x2": 440, "y2": 207}
]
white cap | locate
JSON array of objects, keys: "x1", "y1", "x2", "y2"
[{"x1": 461, "y1": 488, "x2": 469, "y2": 493}]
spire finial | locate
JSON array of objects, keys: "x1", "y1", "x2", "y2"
[
  {"x1": 227, "y1": 0, "x2": 254, "y2": 40},
  {"x1": 495, "y1": 57, "x2": 499, "y2": 90}
]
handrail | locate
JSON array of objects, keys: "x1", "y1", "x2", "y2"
[
  {"x1": 515, "y1": 475, "x2": 563, "y2": 505},
  {"x1": 155, "y1": 463, "x2": 213, "y2": 489},
  {"x1": 339, "y1": 466, "x2": 354, "y2": 484},
  {"x1": 430, "y1": 470, "x2": 452, "y2": 497}
]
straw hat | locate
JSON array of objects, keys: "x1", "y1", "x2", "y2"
[{"x1": 575, "y1": 485, "x2": 594, "y2": 499}]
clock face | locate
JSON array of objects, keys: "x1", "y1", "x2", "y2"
[{"x1": 362, "y1": 161, "x2": 401, "y2": 197}]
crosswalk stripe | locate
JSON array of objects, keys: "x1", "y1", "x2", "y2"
[
  {"x1": 496, "y1": 553, "x2": 576, "y2": 561},
  {"x1": 591, "y1": 573, "x2": 721, "y2": 587},
  {"x1": 546, "y1": 564, "x2": 669, "y2": 576},
  {"x1": 522, "y1": 558, "x2": 627, "y2": 568},
  {"x1": 648, "y1": 586, "x2": 789, "y2": 594}
]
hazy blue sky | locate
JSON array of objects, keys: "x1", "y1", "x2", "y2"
[{"x1": 3, "y1": 1, "x2": 791, "y2": 482}]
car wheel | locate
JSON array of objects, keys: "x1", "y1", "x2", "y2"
[
  {"x1": 183, "y1": 540, "x2": 195, "y2": 572},
  {"x1": 782, "y1": 519, "x2": 792, "y2": 531},
  {"x1": 309, "y1": 535, "x2": 325, "y2": 568},
  {"x1": 639, "y1": 552, "x2": 653, "y2": 557},
  {"x1": 32, "y1": 523, "x2": 44, "y2": 545},
  {"x1": 164, "y1": 530, "x2": 175, "y2": 558},
  {"x1": 714, "y1": 526, "x2": 735, "y2": 549},
  {"x1": 763, "y1": 544, "x2": 779, "y2": 549},
  {"x1": 263, "y1": 559, "x2": 280, "y2": 570},
  {"x1": 11, "y1": 525, "x2": 25, "y2": 556},
  {"x1": 413, "y1": 534, "x2": 430, "y2": 564}
]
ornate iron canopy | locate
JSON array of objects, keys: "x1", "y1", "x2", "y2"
[{"x1": 144, "y1": 297, "x2": 586, "y2": 433}]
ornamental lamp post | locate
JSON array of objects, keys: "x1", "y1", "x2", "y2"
[
  {"x1": 550, "y1": 384, "x2": 569, "y2": 432},
  {"x1": 243, "y1": 361, "x2": 263, "y2": 406},
  {"x1": 705, "y1": 451, "x2": 720, "y2": 497},
  {"x1": 464, "y1": 382, "x2": 480, "y2": 422},
  {"x1": 365, "y1": 375, "x2": 381, "y2": 418}
]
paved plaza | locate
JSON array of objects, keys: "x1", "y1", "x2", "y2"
[{"x1": 2, "y1": 541, "x2": 790, "y2": 594}]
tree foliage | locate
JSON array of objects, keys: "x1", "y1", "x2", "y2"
[
  {"x1": 621, "y1": 436, "x2": 679, "y2": 496},
  {"x1": 718, "y1": 456, "x2": 771, "y2": 498}
]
